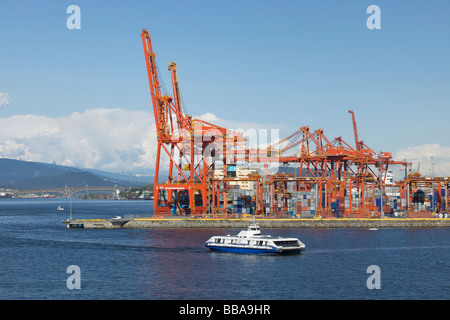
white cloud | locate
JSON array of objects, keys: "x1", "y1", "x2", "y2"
[
  {"x1": 0, "y1": 92, "x2": 12, "y2": 109},
  {"x1": 394, "y1": 143, "x2": 450, "y2": 176},
  {"x1": 0, "y1": 140, "x2": 37, "y2": 160},
  {"x1": 194, "y1": 113, "x2": 219, "y2": 122},
  {"x1": 0, "y1": 109, "x2": 157, "y2": 172},
  {"x1": 0, "y1": 108, "x2": 281, "y2": 173}
]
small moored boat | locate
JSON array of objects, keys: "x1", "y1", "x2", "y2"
[{"x1": 205, "y1": 220, "x2": 306, "y2": 254}]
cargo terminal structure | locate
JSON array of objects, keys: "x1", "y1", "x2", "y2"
[{"x1": 141, "y1": 29, "x2": 450, "y2": 219}]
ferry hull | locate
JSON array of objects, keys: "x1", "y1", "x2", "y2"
[
  {"x1": 204, "y1": 221, "x2": 305, "y2": 254},
  {"x1": 205, "y1": 244, "x2": 302, "y2": 254}
]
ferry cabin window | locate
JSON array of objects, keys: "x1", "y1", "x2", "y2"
[{"x1": 273, "y1": 240, "x2": 298, "y2": 246}]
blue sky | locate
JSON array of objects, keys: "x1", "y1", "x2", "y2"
[{"x1": 1, "y1": 1, "x2": 450, "y2": 174}]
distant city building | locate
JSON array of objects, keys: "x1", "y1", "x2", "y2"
[{"x1": 214, "y1": 166, "x2": 260, "y2": 190}]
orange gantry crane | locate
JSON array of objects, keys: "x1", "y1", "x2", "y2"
[
  {"x1": 141, "y1": 29, "x2": 246, "y2": 216},
  {"x1": 141, "y1": 29, "x2": 448, "y2": 218},
  {"x1": 253, "y1": 110, "x2": 411, "y2": 217}
]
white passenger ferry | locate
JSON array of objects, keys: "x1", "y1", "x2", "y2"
[{"x1": 205, "y1": 221, "x2": 306, "y2": 254}]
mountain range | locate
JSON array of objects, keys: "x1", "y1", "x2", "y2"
[
  {"x1": 0, "y1": 158, "x2": 154, "y2": 189},
  {"x1": 0, "y1": 158, "x2": 313, "y2": 190}
]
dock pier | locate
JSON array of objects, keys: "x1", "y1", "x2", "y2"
[
  {"x1": 63, "y1": 217, "x2": 450, "y2": 229},
  {"x1": 65, "y1": 222, "x2": 85, "y2": 229},
  {"x1": 64, "y1": 219, "x2": 112, "y2": 229}
]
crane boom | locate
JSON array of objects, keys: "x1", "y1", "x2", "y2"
[
  {"x1": 141, "y1": 29, "x2": 173, "y2": 141},
  {"x1": 168, "y1": 62, "x2": 182, "y2": 115},
  {"x1": 348, "y1": 110, "x2": 360, "y2": 151}
]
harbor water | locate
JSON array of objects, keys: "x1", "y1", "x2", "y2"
[{"x1": 0, "y1": 198, "x2": 449, "y2": 300}]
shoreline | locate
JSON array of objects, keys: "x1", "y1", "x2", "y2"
[{"x1": 64, "y1": 217, "x2": 450, "y2": 229}]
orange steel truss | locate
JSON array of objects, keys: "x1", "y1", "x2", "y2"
[
  {"x1": 141, "y1": 29, "x2": 449, "y2": 218},
  {"x1": 141, "y1": 29, "x2": 246, "y2": 216}
]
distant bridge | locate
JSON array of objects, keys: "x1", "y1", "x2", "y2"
[{"x1": 16, "y1": 186, "x2": 131, "y2": 197}]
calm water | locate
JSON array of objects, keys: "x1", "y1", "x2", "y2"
[{"x1": 0, "y1": 198, "x2": 449, "y2": 300}]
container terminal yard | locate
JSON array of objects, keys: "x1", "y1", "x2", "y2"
[
  {"x1": 138, "y1": 28, "x2": 450, "y2": 223},
  {"x1": 64, "y1": 29, "x2": 450, "y2": 229}
]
